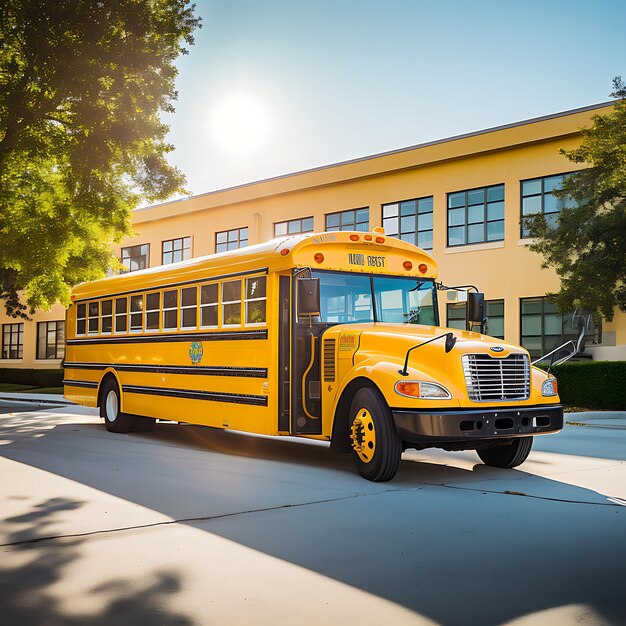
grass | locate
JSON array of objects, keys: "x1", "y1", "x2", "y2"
[
  {"x1": 0, "y1": 383, "x2": 63, "y2": 394},
  {"x1": 0, "y1": 383, "x2": 39, "y2": 392}
]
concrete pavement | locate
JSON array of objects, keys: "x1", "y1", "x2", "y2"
[{"x1": 1, "y1": 403, "x2": 625, "y2": 625}]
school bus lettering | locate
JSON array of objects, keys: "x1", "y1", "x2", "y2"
[{"x1": 64, "y1": 230, "x2": 563, "y2": 482}]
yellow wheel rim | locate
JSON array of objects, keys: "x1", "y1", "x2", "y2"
[{"x1": 350, "y1": 408, "x2": 376, "y2": 463}]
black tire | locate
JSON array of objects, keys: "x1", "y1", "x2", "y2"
[
  {"x1": 349, "y1": 387, "x2": 402, "y2": 482},
  {"x1": 132, "y1": 415, "x2": 156, "y2": 432},
  {"x1": 100, "y1": 379, "x2": 133, "y2": 433},
  {"x1": 477, "y1": 436, "x2": 533, "y2": 468}
]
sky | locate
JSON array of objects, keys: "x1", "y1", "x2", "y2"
[{"x1": 161, "y1": 0, "x2": 626, "y2": 199}]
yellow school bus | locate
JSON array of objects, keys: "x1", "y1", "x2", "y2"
[{"x1": 64, "y1": 230, "x2": 562, "y2": 481}]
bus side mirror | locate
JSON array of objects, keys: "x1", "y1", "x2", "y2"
[
  {"x1": 467, "y1": 292, "x2": 485, "y2": 324},
  {"x1": 297, "y1": 278, "x2": 320, "y2": 316}
]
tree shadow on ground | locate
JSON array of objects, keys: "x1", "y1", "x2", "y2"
[{"x1": 1, "y1": 497, "x2": 194, "y2": 626}]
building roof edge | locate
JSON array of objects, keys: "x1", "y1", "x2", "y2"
[{"x1": 135, "y1": 100, "x2": 613, "y2": 213}]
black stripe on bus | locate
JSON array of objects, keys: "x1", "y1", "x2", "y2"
[
  {"x1": 122, "y1": 384, "x2": 268, "y2": 407},
  {"x1": 62, "y1": 379, "x2": 98, "y2": 389},
  {"x1": 73, "y1": 267, "x2": 269, "y2": 303},
  {"x1": 67, "y1": 329, "x2": 268, "y2": 345},
  {"x1": 64, "y1": 362, "x2": 268, "y2": 378}
]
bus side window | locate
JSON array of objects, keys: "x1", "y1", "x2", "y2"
[
  {"x1": 115, "y1": 298, "x2": 128, "y2": 333},
  {"x1": 76, "y1": 303, "x2": 87, "y2": 335},
  {"x1": 146, "y1": 292, "x2": 160, "y2": 331},
  {"x1": 245, "y1": 276, "x2": 266, "y2": 325},
  {"x1": 101, "y1": 299, "x2": 113, "y2": 334},
  {"x1": 130, "y1": 295, "x2": 143, "y2": 333},
  {"x1": 222, "y1": 280, "x2": 242, "y2": 326},
  {"x1": 88, "y1": 301, "x2": 99, "y2": 335},
  {"x1": 200, "y1": 283, "x2": 218, "y2": 328},
  {"x1": 181, "y1": 287, "x2": 198, "y2": 329},
  {"x1": 163, "y1": 290, "x2": 178, "y2": 331}
]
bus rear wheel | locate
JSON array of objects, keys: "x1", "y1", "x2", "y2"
[
  {"x1": 476, "y1": 436, "x2": 533, "y2": 468},
  {"x1": 349, "y1": 387, "x2": 401, "y2": 482},
  {"x1": 100, "y1": 379, "x2": 133, "y2": 433}
]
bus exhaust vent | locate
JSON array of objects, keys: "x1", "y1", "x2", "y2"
[
  {"x1": 323, "y1": 339, "x2": 336, "y2": 382},
  {"x1": 462, "y1": 353, "x2": 530, "y2": 402}
]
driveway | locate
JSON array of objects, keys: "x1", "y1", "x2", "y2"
[{"x1": 1, "y1": 405, "x2": 625, "y2": 625}]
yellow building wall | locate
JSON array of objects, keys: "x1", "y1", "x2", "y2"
[{"x1": 3, "y1": 102, "x2": 625, "y2": 369}]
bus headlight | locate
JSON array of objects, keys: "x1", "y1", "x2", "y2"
[
  {"x1": 542, "y1": 378, "x2": 558, "y2": 397},
  {"x1": 395, "y1": 381, "x2": 452, "y2": 399}
]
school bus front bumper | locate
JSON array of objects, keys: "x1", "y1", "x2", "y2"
[{"x1": 392, "y1": 405, "x2": 563, "y2": 444}]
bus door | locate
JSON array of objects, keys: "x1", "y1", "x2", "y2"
[{"x1": 278, "y1": 275, "x2": 331, "y2": 435}]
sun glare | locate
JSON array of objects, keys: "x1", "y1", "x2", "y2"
[{"x1": 209, "y1": 94, "x2": 271, "y2": 157}]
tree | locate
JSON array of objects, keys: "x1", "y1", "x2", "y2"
[
  {"x1": 525, "y1": 77, "x2": 626, "y2": 322},
  {"x1": 0, "y1": 0, "x2": 200, "y2": 317}
]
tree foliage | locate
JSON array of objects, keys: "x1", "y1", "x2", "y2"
[
  {"x1": 0, "y1": 0, "x2": 200, "y2": 316},
  {"x1": 526, "y1": 77, "x2": 626, "y2": 321}
]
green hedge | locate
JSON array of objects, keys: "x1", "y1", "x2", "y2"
[
  {"x1": 549, "y1": 361, "x2": 626, "y2": 410},
  {"x1": 0, "y1": 367, "x2": 63, "y2": 388}
]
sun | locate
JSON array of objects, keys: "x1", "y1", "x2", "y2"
[{"x1": 209, "y1": 94, "x2": 271, "y2": 157}]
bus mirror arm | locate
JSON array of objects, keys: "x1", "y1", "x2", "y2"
[{"x1": 398, "y1": 332, "x2": 457, "y2": 377}]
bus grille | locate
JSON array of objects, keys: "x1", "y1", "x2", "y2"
[
  {"x1": 323, "y1": 339, "x2": 336, "y2": 382},
  {"x1": 462, "y1": 354, "x2": 530, "y2": 402}
]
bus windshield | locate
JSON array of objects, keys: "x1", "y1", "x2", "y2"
[{"x1": 313, "y1": 271, "x2": 438, "y2": 326}]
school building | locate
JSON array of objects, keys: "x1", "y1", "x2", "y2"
[{"x1": 2, "y1": 100, "x2": 625, "y2": 370}]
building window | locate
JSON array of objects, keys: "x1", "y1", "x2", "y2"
[
  {"x1": 162, "y1": 237, "x2": 191, "y2": 265},
  {"x1": 37, "y1": 321, "x2": 65, "y2": 360},
  {"x1": 216, "y1": 227, "x2": 248, "y2": 253},
  {"x1": 520, "y1": 297, "x2": 578, "y2": 359},
  {"x1": 520, "y1": 173, "x2": 576, "y2": 238},
  {"x1": 447, "y1": 184, "x2": 504, "y2": 247},
  {"x1": 325, "y1": 207, "x2": 369, "y2": 232},
  {"x1": 274, "y1": 217, "x2": 314, "y2": 237},
  {"x1": 2, "y1": 323, "x2": 24, "y2": 359},
  {"x1": 447, "y1": 300, "x2": 504, "y2": 339},
  {"x1": 382, "y1": 197, "x2": 433, "y2": 249},
  {"x1": 121, "y1": 244, "x2": 149, "y2": 272}
]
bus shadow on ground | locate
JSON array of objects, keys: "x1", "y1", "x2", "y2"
[{"x1": 2, "y1": 416, "x2": 625, "y2": 625}]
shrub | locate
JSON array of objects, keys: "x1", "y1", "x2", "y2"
[
  {"x1": 0, "y1": 367, "x2": 63, "y2": 388},
  {"x1": 550, "y1": 361, "x2": 625, "y2": 410}
]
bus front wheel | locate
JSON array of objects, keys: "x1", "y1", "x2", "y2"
[
  {"x1": 349, "y1": 387, "x2": 402, "y2": 482},
  {"x1": 476, "y1": 436, "x2": 533, "y2": 468},
  {"x1": 100, "y1": 379, "x2": 133, "y2": 433}
]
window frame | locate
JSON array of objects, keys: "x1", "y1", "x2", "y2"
[
  {"x1": 274, "y1": 216, "x2": 315, "y2": 237},
  {"x1": 446, "y1": 299, "x2": 505, "y2": 339},
  {"x1": 161, "y1": 236, "x2": 192, "y2": 265},
  {"x1": 2, "y1": 322, "x2": 24, "y2": 360},
  {"x1": 121, "y1": 243, "x2": 150, "y2": 273},
  {"x1": 215, "y1": 227, "x2": 248, "y2": 253},
  {"x1": 36, "y1": 321, "x2": 65, "y2": 360},
  {"x1": 520, "y1": 172, "x2": 577, "y2": 238},
  {"x1": 447, "y1": 184, "x2": 505, "y2": 247},
  {"x1": 244, "y1": 276, "x2": 267, "y2": 326},
  {"x1": 325, "y1": 207, "x2": 369, "y2": 232},
  {"x1": 381, "y1": 196, "x2": 434, "y2": 250}
]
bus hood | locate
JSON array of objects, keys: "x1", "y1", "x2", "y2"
[{"x1": 330, "y1": 322, "x2": 529, "y2": 380}]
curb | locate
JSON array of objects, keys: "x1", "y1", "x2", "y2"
[{"x1": 0, "y1": 395, "x2": 75, "y2": 407}]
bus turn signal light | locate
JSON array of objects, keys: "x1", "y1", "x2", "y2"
[
  {"x1": 280, "y1": 248, "x2": 290, "y2": 256},
  {"x1": 418, "y1": 263, "x2": 428, "y2": 274},
  {"x1": 314, "y1": 253, "x2": 324, "y2": 263},
  {"x1": 395, "y1": 381, "x2": 420, "y2": 397},
  {"x1": 403, "y1": 261, "x2": 413, "y2": 271}
]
